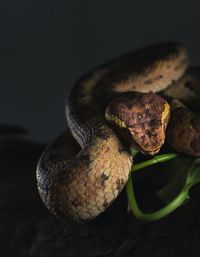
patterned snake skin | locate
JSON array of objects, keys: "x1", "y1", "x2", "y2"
[{"x1": 36, "y1": 42, "x2": 200, "y2": 222}]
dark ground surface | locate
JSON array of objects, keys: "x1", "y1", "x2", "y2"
[{"x1": 1, "y1": 126, "x2": 200, "y2": 257}]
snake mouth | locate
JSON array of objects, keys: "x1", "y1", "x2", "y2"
[
  {"x1": 129, "y1": 133, "x2": 164, "y2": 156},
  {"x1": 139, "y1": 147, "x2": 162, "y2": 156}
]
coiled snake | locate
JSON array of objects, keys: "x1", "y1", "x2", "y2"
[{"x1": 36, "y1": 42, "x2": 200, "y2": 222}]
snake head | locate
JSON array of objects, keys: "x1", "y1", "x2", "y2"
[{"x1": 105, "y1": 92, "x2": 170, "y2": 155}]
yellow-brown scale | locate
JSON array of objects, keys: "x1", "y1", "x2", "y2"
[
  {"x1": 58, "y1": 127, "x2": 132, "y2": 221},
  {"x1": 37, "y1": 126, "x2": 132, "y2": 222}
]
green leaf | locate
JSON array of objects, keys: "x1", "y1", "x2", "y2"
[{"x1": 157, "y1": 156, "x2": 200, "y2": 204}]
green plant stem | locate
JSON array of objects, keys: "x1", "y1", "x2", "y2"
[
  {"x1": 127, "y1": 152, "x2": 192, "y2": 221},
  {"x1": 126, "y1": 174, "x2": 191, "y2": 222},
  {"x1": 132, "y1": 153, "x2": 177, "y2": 172}
]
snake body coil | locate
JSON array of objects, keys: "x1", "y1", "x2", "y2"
[{"x1": 37, "y1": 42, "x2": 194, "y2": 222}]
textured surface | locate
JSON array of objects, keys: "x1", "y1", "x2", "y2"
[
  {"x1": 37, "y1": 128, "x2": 132, "y2": 221},
  {"x1": 167, "y1": 99, "x2": 200, "y2": 156},
  {"x1": 162, "y1": 66, "x2": 200, "y2": 111}
]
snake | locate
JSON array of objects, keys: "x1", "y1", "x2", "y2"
[{"x1": 36, "y1": 42, "x2": 200, "y2": 222}]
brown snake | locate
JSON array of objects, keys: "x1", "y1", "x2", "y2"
[{"x1": 36, "y1": 42, "x2": 200, "y2": 222}]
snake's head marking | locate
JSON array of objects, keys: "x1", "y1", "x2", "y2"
[{"x1": 105, "y1": 92, "x2": 170, "y2": 155}]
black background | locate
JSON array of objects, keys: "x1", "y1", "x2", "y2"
[{"x1": 1, "y1": 0, "x2": 200, "y2": 142}]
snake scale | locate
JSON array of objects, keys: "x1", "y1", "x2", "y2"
[{"x1": 36, "y1": 42, "x2": 200, "y2": 222}]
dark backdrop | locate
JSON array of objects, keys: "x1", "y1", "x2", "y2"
[{"x1": 1, "y1": 0, "x2": 200, "y2": 142}]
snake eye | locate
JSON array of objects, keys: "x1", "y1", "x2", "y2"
[{"x1": 105, "y1": 92, "x2": 170, "y2": 155}]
